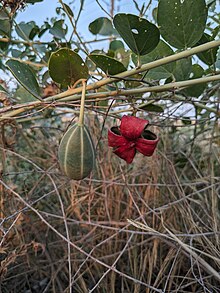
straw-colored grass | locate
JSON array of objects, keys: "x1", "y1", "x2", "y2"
[{"x1": 0, "y1": 115, "x2": 219, "y2": 293}]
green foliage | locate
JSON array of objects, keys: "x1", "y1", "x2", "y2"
[
  {"x1": 109, "y1": 40, "x2": 124, "y2": 51},
  {"x1": 6, "y1": 60, "x2": 41, "y2": 99},
  {"x1": 0, "y1": 83, "x2": 8, "y2": 93},
  {"x1": 0, "y1": 10, "x2": 10, "y2": 40},
  {"x1": 15, "y1": 86, "x2": 37, "y2": 103},
  {"x1": 215, "y1": 48, "x2": 220, "y2": 68},
  {"x1": 89, "y1": 54, "x2": 126, "y2": 75},
  {"x1": 1, "y1": 1, "x2": 220, "y2": 292},
  {"x1": 49, "y1": 19, "x2": 67, "y2": 39},
  {"x1": 139, "y1": 103, "x2": 164, "y2": 112},
  {"x1": 15, "y1": 21, "x2": 38, "y2": 40},
  {"x1": 62, "y1": 3, "x2": 74, "y2": 17},
  {"x1": 89, "y1": 17, "x2": 116, "y2": 35},
  {"x1": 0, "y1": 19, "x2": 11, "y2": 37},
  {"x1": 132, "y1": 40, "x2": 176, "y2": 79},
  {"x1": 113, "y1": 13, "x2": 160, "y2": 55},
  {"x1": 172, "y1": 58, "x2": 192, "y2": 81},
  {"x1": 48, "y1": 48, "x2": 89, "y2": 86},
  {"x1": 196, "y1": 33, "x2": 218, "y2": 65},
  {"x1": 157, "y1": 0, "x2": 208, "y2": 49},
  {"x1": 183, "y1": 64, "x2": 206, "y2": 97},
  {"x1": 26, "y1": 0, "x2": 44, "y2": 3}
]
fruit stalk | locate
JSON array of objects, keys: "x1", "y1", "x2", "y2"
[{"x1": 78, "y1": 79, "x2": 87, "y2": 125}]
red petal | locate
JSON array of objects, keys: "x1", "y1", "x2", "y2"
[
  {"x1": 108, "y1": 127, "x2": 128, "y2": 147},
  {"x1": 114, "y1": 143, "x2": 136, "y2": 164},
  {"x1": 120, "y1": 115, "x2": 149, "y2": 140},
  {"x1": 108, "y1": 127, "x2": 136, "y2": 163},
  {"x1": 136, "y1": 130, "x2": 159, "y2": 156}
]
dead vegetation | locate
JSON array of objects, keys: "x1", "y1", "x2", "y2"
[{"x1": 0, "y1": 115, "x2": 220, "y2": 293}]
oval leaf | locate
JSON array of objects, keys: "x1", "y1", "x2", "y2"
[
  {"x1": 195, "y1": 33, "x2": 218, "y2": 65},
  {"x1": 157, "y1": 0, "x2": 208, "y2": 49},
  {"x1": 113, "y1": 13, "x2": 160, "y2": 55},
  {"x1": 6, "y1": 60, "x2": 41, "y2": 99},
  {"x1": 0, "y1": 84, "x2": 8, "y2": 93},
  {"x1": 49, "y1": 20, "x2": 67, "y2": 39},
  {"x1": 26, "y1": 0, "x2": 43, "y2": 3},
  {"x1": 132, "y1": 40, "x2": 176, "y2": 79},
  {"x1": 0, "y1": 10, "x2": 9, "y2": 20},
  {"x1": 89, "y1": 54, "x2": 126, "y2": 75},
  {"x1": 114, "y1": 48, "x2": 131, "y2": 68},
  {"x1": 15, "y1": 87, "x2": 36, "y2": 103},
  {"x1": 15, "y1": 21, "x2": 36, "y2": 40},
  {"x1": 215, "y1": 48, "x2": 220, "y2": 69},
  {"x1": 183, "y1": 64, "x2": 206, "y2": 97},
  {"x1": 89, "y1": 17, "x2": 116, "y2": 36},
  {"x1": 139, "y1": 103, "x2": 164, "y2": 113},
  {"x1": 109, "y1": 40, "x2": 124, "y2": 51},
  {"x1": 0, "y1": 19, "x2": 11, "y2": 37},
  {"x1": 182, "y1": 117, "x2": 192, "y2": 125},
  {"x1": 62, "y1": 3, "x2": 74, "y2": 17},
  {"x1": 172, "y1": 57, "x2": 192, "y2": 81},
  {"x1": 48, "y1": 48, "x2": 88, "y2": 87}
]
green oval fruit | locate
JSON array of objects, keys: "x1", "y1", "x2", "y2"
[{"x1": 58, "y1": 123, "x2": 95, "y2": 180}]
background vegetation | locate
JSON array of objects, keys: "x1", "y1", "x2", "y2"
[{"x1": 0, "y1": 0, "x2": 220, "y2": 292}]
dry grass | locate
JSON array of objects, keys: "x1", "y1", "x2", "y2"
[{"x1": 0, "y1": 115, "x2": 220, "y2": 293}]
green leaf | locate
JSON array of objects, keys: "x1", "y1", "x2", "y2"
[
  {"x1": 11, "y1": 49, "x2": 22, "y2": 58},
  {"x1": 0, "y1": 41, "x2": 9, "y2": 52},
  {"x1": 89, "y1": 17, "x2": 116, "y2": 36},
  {"x1": 152, "y1": 7, "x2": 158, "y2": 23},
  {"x1": 107, "y1": 50, "x2": 115, "y2": 58},
  {"x1": 89, "y1": 54, "x2": 126, "y2": 75},
  {"x1": 183, "y1": 64, "x2": 206, "y2": 97},
  {"x1": 206, "y1": 0, "x2": 216, "y2": 10},
  {"x1": 173, "y1": 57, "x2": 192, "y2": 81},
  {"x1": 113, "y1": 13, "x2": 160, "y2": 55},
  {"x1": 0, "y1": 10, "x2": 9, "y2": 20},
  {"x1": 132, "y1": 40, "x2": 175, "y2": 79},
  {"x1": 33, "y1": 44, "x2": 47, "y2": 54},
  {"x1": 114, "y1": 48, "x2": 130, "y2": 68},
  {"x1": 124, "y1": 73, "x2": 142, "y2": 89},
  {"x1": 195, "y1": 33, "x2": 218, "y2": 65},
  {"x1": 0, "y1": 84, "x2": 8, "y2": 93},
  {"x1": 26, "y1": 0, "x2": 43, "y2": 3},
  {"x1": 29, "y1": 25, "x2": 40, "y2": 40},
  {"x1": 48, "y1": 48, "x2": 89, "y2": 87},
  {"x1": 62, "y1": 3, "x2": 74, "y2": 17},
  {"x1": 49, "y1": 20, "x2": 67, "y2": 39},
  {"x1": 0, "y1": 19, "x2": 11, "y2": 37},
  {"x1": 215, "y1": 48, "x2": 220, "y2": 69},
  {"x1": 15, "y1": 21, "x2": 36, "y2": 40},
  {"x1": 38, "y1": 22, "x2": 50, "y2": 38},
  {"x1": 157, "y1": 0, "x2": 208, "y2": 49},
  {"x1": 6, "y1": 60, "x2": 41, "y2": 99},
  {"x1": 109, "y1": 41, "x2": 130, "y2": 68},
  {"x1": 15, "y1": 86, "x2": 36, "y2": 103},
  {"x1": 182, "y1": 117, "x2": 192, "y2": 125},
  {"x1": 139, "y1": 103, "x2": 164, "y2": 113},
  {"x1": 109, "y1": 40, "x2": 124, "y2": 51}
]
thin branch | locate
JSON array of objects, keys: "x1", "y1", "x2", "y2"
[
  {"x1": 1, "y1": 40, "x2": 220, "y2": 119},
  {"x1": 1, "y1": 73, "x2": 220, "y2": 119},
  {"x1": 49, "y1": 40, "x2": 220, "y2": 100}
]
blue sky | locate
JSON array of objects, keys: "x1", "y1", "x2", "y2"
[
  {"x1": 16, "y1": 0, "x2": 156, "y2": 49},
  {"x1": 11, "y1": 0, "x2": 219, "y2": 50}
]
